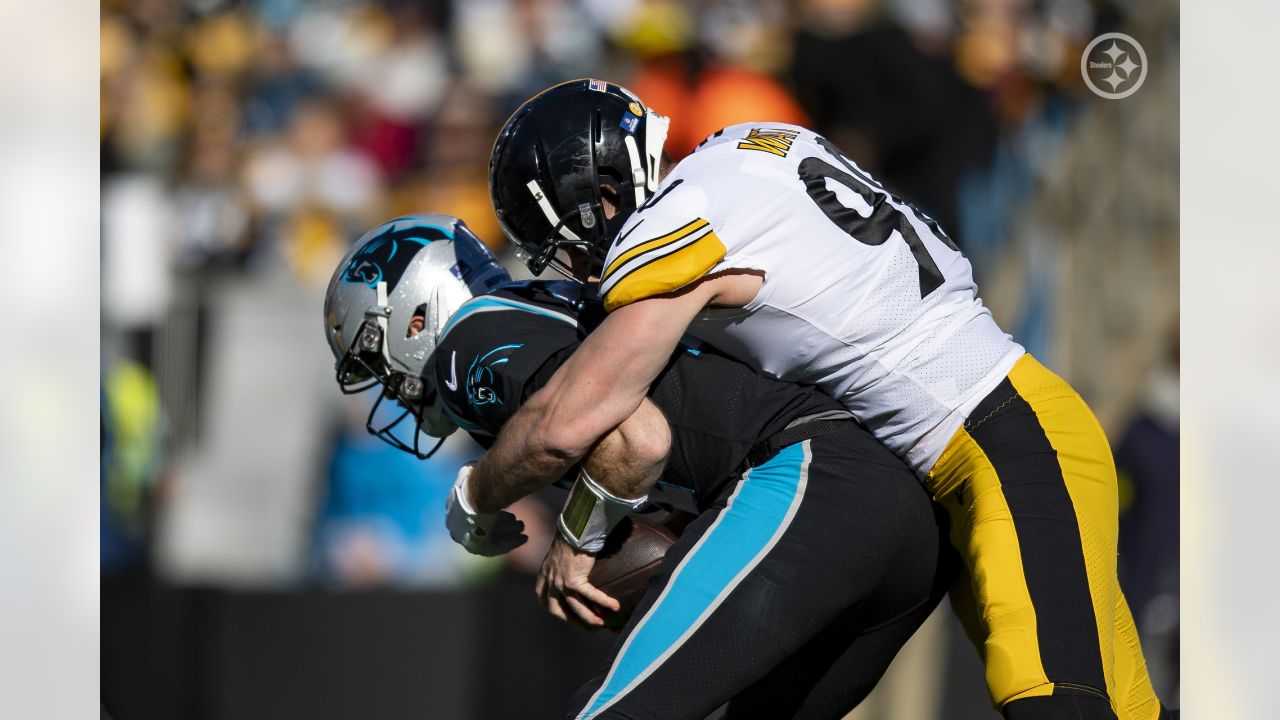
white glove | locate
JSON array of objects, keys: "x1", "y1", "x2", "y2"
[{"x1": 445, "y1": 463, "x2": 527, "y2": 556}]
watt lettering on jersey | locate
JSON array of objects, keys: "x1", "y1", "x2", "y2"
[{"x1": 600, "y1": 122, "x2": 1025, "y2": 474}]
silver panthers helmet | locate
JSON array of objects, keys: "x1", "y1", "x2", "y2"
[{"x1": 323, "y1": 213, "x2": 510, "y2": 457}]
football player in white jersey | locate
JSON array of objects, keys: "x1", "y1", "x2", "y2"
[{"x1": 470, "y1": 80, "x2": 1168, "y2": 720}]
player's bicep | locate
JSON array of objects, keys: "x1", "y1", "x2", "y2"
[{"x1": 534, "y1": 284, "x2": 716, "y2": 447}]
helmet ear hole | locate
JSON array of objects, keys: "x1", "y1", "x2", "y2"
[
  {"x1": 599, "y1": 183, "x2": 622, "y2": 220},
  {"x1": 406, "y1": 303, "x2": 428, "y2": 338}
]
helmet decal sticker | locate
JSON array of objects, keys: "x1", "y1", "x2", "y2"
[{"x1": 341, "y1": 224, "x2": 451, "y2": 291}]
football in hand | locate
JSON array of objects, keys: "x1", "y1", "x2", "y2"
[{"x1": 588, "y1": 516, "x2": 678, "y2": 630}]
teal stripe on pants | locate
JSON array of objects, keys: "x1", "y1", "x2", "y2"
[{"x1": 577, "y1": 441, "x2": 810, "y2": 718}]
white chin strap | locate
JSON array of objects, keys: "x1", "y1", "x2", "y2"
[
  {"x1": 623, "y1": 135, "x2": 646, "y2": 206},
  {"x1": 426, "y1": 281, "x2": 454, "y2": 344},
  {"x1": 527, "y1": 179, "x2": 582, "y2": 241},
  {"x1": 372, "y1": 281, "x2": 394, "y2": 366},
  {"x1": 525, "y1": 110, "x2": 670, "y2": 241}
]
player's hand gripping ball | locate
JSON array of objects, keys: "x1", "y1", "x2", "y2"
[{"x1": 588, "y1": 516, "x2": 678, "y2": 629}]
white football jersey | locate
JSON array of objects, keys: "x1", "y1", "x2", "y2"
[{"x1": 599, "y1": 123, "x2": 1024, "y2": 474}]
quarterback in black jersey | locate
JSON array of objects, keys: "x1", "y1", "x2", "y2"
[
  {"x1": 322, "y1": 215, "x2": 951, "y2": 720},
  {"x1": 431, "y1": 280, "x2": 953, "y2": 719},
  {"x1": 433, "y1": 280, "x2": 847, "y2": 508}
]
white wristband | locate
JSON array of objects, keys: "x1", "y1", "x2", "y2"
[
  {"x1": 557, "y1": 467, "x2": 648, "y2": 553},
  {"x1": 447, "y1": 463, "x2": 496, "y2": 539},
  {"x1": 453, "y1": 463, "x2": 483, "y2": 516}
]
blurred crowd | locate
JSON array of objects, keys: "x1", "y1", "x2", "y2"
[
  {"x1": 100, "y1": 0, "x2": 1176, "y2": 290},
  {"x1": 100, "y1": 0, "x2": 1179, "y2": 714}
]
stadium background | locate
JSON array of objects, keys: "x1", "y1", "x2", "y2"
[{"x1": 98, "y1": 0, "x2": 1178, "y2": 717}]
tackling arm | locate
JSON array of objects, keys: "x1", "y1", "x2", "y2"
[
  {"x1": 580, "y1": 397, "x2": 671, "y2": 499},
  {"x1": 531, "y1": 399, "x2": 671, "y2": 627},
  {"x1": 465, "y1": 281, "x2": 719, "y2": 514},
  {"x1": 447, "y1": 390, "x2": 674, "y2": 559}
]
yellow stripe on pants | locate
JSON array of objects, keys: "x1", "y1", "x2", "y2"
[{"x1": 928, "y1": 354, "x2": 1160, "y2": 719}]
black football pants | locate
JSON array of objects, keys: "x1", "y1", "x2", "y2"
[{"x1": 567, "y1": 430, "x2": 956, "y2": 720}]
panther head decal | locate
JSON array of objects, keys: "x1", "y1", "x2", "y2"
[
  {"x1": 342, "y1": 224, "x2": 452, "y2": 291},
  {"x1": 466, "y1": 344, "x2": 524, "y2": 407}
]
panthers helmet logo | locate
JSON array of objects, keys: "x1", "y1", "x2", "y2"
[{"x1": 342, "y1": 223, "x2": 452, "y2": 290}]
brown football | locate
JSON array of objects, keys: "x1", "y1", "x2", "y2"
[{"x1": 588, "y1": 516, "x2": 679, "y2": 630}]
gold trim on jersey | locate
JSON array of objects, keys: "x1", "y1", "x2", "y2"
[
  {"x1": 601, "y1": 218, "x2": 709, "y2": 284},
  {"x1": 602, "y1": 229, "x2": 726, "y2": 312}
]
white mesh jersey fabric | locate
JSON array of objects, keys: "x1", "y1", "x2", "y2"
[{"x1": 651, "y1": 123, "x2": 1024, "y2": 474}]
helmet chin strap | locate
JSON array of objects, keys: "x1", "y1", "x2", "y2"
[
  {"x1": 527, "y1": 179, "x2": 582, "y2": 242},
  {"x1": 623, "y1": 135, "x2": 647, "y2": 207},
  {"x1": 520, "y1": 109, "x2": 669, "y2": 280},
  {"x1": 523, "y1": 202, "x2": 596, "y2": 280},
  {"x1": 369, "y1": 281, "x2": 395, "y2": 367},
  {"x1": 427, "y1": 284, "x2": 448, "y2": 342}
]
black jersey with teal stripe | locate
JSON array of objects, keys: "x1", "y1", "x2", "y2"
[
  {"x1": 433, "y1": 281, "x2": 584, "y2": 439},
  {"x1": 432, "y1": 281, "x2": 846, "y2": 506}
]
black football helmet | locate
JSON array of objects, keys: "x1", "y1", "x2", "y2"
[{"x1": 489, "y1": 79, "x2": 670, "y2": 279}]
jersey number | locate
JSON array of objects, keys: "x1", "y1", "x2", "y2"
[{"x1": 798, "y1": 136, "x2": 958, "y2": 298}]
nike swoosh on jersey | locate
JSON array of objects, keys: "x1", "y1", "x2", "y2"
[{"x1": 444, "y1": 351, "x2": 459, "y2": 391}]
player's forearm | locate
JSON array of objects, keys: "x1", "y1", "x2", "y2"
[
  {"x1": 468, "y1": 287, "x2": 707, "y2": 512},
  {"x1": 466, "y1": 400, "x2": 576, "y2": 514},
  {"x1": 468, "y1": 394, "x2": 670, "y2": 518},
  {"x1": 581, "y1": 398, "x2": 670, "y2": 501}
]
